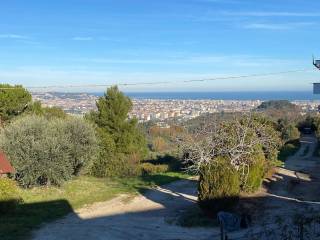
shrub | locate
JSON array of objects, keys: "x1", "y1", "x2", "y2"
[
  {"x1": 198, "y1": 157, "x2": 240, "y2": 215},
  {"x1": 91, "y1": 129, "x2": 141, "y2": 177},
  {"x1": 61, "y1": 117, "x2": 98, "y2": 175},
  {"x1": 102, "y1": 154, "x2": 141, "y2": 177},
  {"x1": 140, "y1": 163, "x2": 169, "y2": 175},
  {"x1": 26, "y1": 101, "x2": 67, "y2": 119},
  {"x1": 241, "y1": 153, "x2": 266, "y2": 193},
  {"x1": 278, "y1": 139, "x2": 300, "y2": 162},
  {"x1": 152, "y1": 137, "x2": 167, "y2": 152},
  {"x1": 0, "y1": 115, "x2": 97, "y2": 187},
  {"x1": 144, "y1": 154, "x2": 183, "y2": 172},
  {"x1": 0, "y1": 178, "x2": 21, "y2": 213}
]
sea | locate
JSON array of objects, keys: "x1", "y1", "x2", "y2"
[{"x1": 92, "y1": 91, "x2": 320, "y2": 101}]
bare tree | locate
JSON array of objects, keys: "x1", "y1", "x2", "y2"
[{"x1": 181, "y1": 114, "x2": 280, "y2": 178}]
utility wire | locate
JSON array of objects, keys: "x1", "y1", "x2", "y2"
[{"x1": 0, "y1": 68, "x2": 313, "y2": 90}]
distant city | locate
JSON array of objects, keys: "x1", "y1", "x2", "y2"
[{"x1": 32, "y1": 92, "x2": 320, "y2": 122}]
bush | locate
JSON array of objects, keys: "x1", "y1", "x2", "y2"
[
  {"x1": 26, "y1": 101, "x2": 67, "y2": 119},
  {"x1": 140, "y1": 163, "x2": 169, "y2": 175},
  {"x1": 152, "y1": 137, "x2": 167, "y2": 152},
  {"x1": 0, "y1": 178, "x2": 21, "y2": 213},
  {"x1": 101, "y1": 154, "x2": 141, "y2": 177},
  {"x1": 61, "y1": 117, "x2": 98, "y2": 175},
  {"x1": 198, "y1": 158, "x2": 240, "y2": 215},
  {"x1": 91, "y1": 129, "x2": 142, "y2": 177},
  {"x1": 0, "y1": 115, "x2": 97, "y2": 187},
  {"x1": 144, "y1": 154, "x2": 183, "y2": 172},
  {"x1": 241, "y1": 153, "x2": 266, "y2": 193},
  {"x1": 278, "y1": 139, "x2": 300, "y2": 162}
]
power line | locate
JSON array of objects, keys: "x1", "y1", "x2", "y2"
[{"x1": 0, "y1": 68, "x2": 313, "y2": 90}]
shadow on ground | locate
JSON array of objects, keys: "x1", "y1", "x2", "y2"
[
  {"x1": 3, "y1": 174, "x2": 320, "y2": 240},
  {"x1": 3, "y1": 135, "x2": 320, "y2": 240},
  {"x1": 0, "y1": 199, "x2": 74, "y2": 240}
]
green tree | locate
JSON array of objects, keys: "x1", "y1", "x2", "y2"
[
  {"x1": 182, "y1": 114, "x2": 282, "y2": 214},
  {"x1": 26, "y1": 101, "x2": 67, "y2": 119},
  {"x1": 277, "y1": 118, "x2": 300, "y2": 143},
  {"x1": 0, "y1": 84, "x2": 32, "y2": 123},
  {"x1": 88, "y1": 86, "x2": 147, "y2": 177},
  {"x1": 0, "y1": 115, "x2": 97, "y2": 187}
]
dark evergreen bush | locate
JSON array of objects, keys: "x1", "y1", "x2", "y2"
[
  {"x1": 198, "y1": 157, "x2": 240, "y2": 215},
  {"x1": 241, "y1": 152, "x2": 266, "y2": 193}
]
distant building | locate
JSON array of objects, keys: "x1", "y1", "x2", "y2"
[{"x1": 0, "y1": 152, "x2": 14, "y2": 177}]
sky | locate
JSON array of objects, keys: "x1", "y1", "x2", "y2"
[{"x1": 1, "y1": 0, "x2": 320, "y2": 92}]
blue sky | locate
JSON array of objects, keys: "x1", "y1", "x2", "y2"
[{"x1": 1, "y1": 0, "x2": 320, "y2": 92}]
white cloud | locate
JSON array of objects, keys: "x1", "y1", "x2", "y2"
[
  {"x1": 0, "y1": 34, "x2": 29, "y2": 39},
  {"x1": 194, "y1": 11, "x2": 320, "y2": 24},
  {"x1": 243, "y1": 22, "x2": 315, "y2": 30},
  {"x1": 72, "y1": 37, "x2": 93, "y2": 41},
  {"x1": 221, "y1": 11, "x2": 320, "y2": 17}
]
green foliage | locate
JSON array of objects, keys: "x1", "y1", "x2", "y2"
[
  {"x1": 312, "y1": 116, "x2": 320, "y2": 137},
  {"x1": 198, "y1": 158, "x2": 240, "y2": 214},
  {"x1": 278, "y1": 139, "x2": 301, "y2": 161},
  {"x1": 88, "y1": 86, "x2": 148, "y2": 177},
  {"x1": 182, "y1": 114, "x2": 283, "y2": 214},
  {"x1": 0, "y1": 115, "x2": 97, "y2": 187},
  {"x1": 60, "y1": 117, "x2": 98, "y2": 175},
  {"x1": 257, "y1": 100, "x2": 298, "y2": 111},
  {"x1": 96, "y1": 153, "x2": 141, "y2": 178},
  {"x1": 241, "y1": 152, "x2": 266, "y2": 193},
  {"x1": 26, "y1": 101, "x2": 67, "y2": 119},
  {"x1": 256, "y1": 100, "x2": 302, "y2": 123},
  {"x1": 251, "y1": 114, "x2": 282, "y2": 162},
  {"x1": 277, "y1": 118, "x2": 300, "y2": 143},
  {"x1": 0, "y1": 178, "x2": 21, "y2": 213},
  {"x1": 152, "y1": 136, "x2": 167, "y2": 152},
  {"x1": 140, "y1": 163, "x2": 169, "y2": 175},
  {"x1": 145, "y1": 154, "x2": 183, "y2": 172},
  {"x1": 90, "y1": 128, "x2": 116, "y2": 177},
  {"x1": 0, "y1": 84, "x2": 32, "y2": 123}
]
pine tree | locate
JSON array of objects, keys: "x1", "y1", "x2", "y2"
[
  {"x1": 0, "y1": 84, "x2": 32, "y2": 123},
  {"x1": 89, "y1": 86, "x2": 147, "y2": 177}
]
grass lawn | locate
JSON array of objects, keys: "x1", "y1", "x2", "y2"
[{"x1": 0, "y1": 172, "x2": 190, "y2": 240}]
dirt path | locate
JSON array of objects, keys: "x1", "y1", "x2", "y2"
[
  {"x1": 228, "y1": 134, "x2": 320, "y2": 239},
  {"x1": 32, "y1": 179, "x2": 219, "y2": 240},
  {"x1": 33, "y1": 134, "x2": 320, "y2": 240}
]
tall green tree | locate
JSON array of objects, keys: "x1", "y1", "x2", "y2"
[
  {"x1": 89, "y1": 86, "x2": 147, "y2": 177},
  {"x1": 0, "y1": 84, "x2": 32, "y2": 123}
]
